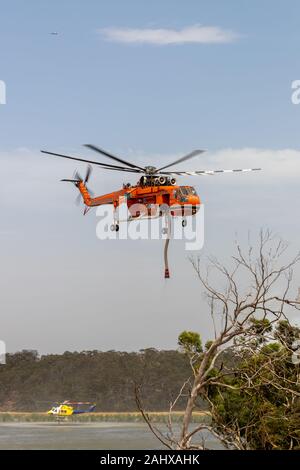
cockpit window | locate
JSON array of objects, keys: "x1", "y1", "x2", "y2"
[{"x1": 180, "y1": 187, "x2": 197, "y2": 196}]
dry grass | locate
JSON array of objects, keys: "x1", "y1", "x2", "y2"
[{"x1": 0, "y1": 411, "x2": 210, "y2": 423}]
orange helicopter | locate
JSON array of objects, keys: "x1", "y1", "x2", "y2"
[{"x1": 41, "y1": 144, "x2": 261, "y2": 277}]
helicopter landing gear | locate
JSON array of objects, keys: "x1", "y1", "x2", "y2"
[
  {"x1": 182, "y1": 218, "x2": 187, "y2": 227},
  {"x1": 159, "y1": 203, "x2": 170, "y2": 217},
  {"x1": 111, "y1": 208, "x2": 120, "y2": 232}
]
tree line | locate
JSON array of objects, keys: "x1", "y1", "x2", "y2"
[{"x1": 0, "y1": 348, "x2": 191, "y2": 412}]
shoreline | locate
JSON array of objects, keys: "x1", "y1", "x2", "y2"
[{"x1": 0, "y1": 411, "x2": 209, "y2": 423}]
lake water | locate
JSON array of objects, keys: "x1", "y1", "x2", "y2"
[{"x1": 0, "y1": 422, "x2": 221, "y2": 450}]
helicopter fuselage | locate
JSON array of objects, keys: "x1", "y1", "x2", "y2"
[{"x1": 77, "y1": 181, "x2": 200, "y2": 219}]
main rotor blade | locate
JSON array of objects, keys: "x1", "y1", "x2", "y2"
[
  {"x1": 157, "y1": 149, "x2": 205, "y2": 172},
  {"x1": 95, "y1": 166, "x2": 141, "y2": 174},
  {"x1": 85, "y1": 164, "x2": 92, "y2": 183},
  {"x1": 161, "y1": 168, "x2": 262, "y2": 176},
  {"x1": 41, "y1": 150, "x2": 142, "y2": 173},
  {"x1": 84, "y1": 144, "x2": 145, "y2": 171},
  {"x1": 60, "y1": 178, "x2": 80, "y2": 182}
]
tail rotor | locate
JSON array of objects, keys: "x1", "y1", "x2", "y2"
[{"x1": 61, "y1": 164, "x2": 94, "y2": 209}]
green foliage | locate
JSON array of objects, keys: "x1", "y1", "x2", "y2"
[
  {"x1": 178, "y1": 331, "x2": 202, "y2": 355},
  {"x1": 208, "y1": 322, "x2": 300, "y2": 450},
  {"x1": 260, "y1": 342, "x2": 281, "y2": 354},
  {"x1": 205, "y1": 340, "x2": 214, "y2": 351},
  {"x1": 275, "y1": 320, "x2": 300, "y2": 347},
  {"x1": 250, "y1": 318, "x2": 271, "y2": 332},
  {"x1": 249, "y1": 318, "x2": 272, "y2": 343},
  {"x1": 0, "y1": 349, "x2": 191, "y2": 412}
]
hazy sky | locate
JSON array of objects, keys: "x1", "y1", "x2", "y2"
[{"x1": 1, "y1": 0, "x2": 300, "y2": 354}]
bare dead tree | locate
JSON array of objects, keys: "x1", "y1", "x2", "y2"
[{"x1": 136, "y1": 230, "x2": 300, "y2": 450}]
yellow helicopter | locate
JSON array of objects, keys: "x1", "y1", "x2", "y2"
[{"x1": 47, "y1": 401, "x2": 96, "y2": 417}]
